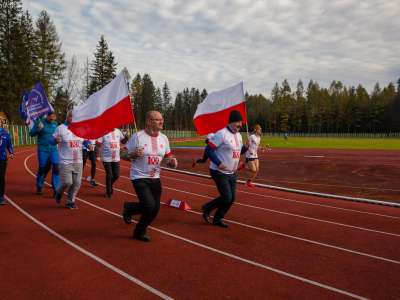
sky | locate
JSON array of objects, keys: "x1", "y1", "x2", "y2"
[{"x1": 24, "y1": 0, "x2": 400, "y2": 97}]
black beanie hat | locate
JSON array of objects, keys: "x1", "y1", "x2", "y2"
[{"x1": 228, "y1": 110, "x2": 243, "y2": 123}]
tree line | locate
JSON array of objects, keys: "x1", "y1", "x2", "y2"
[{"x1": 1, "y1": 0, "x2": 399, "y2": 133}]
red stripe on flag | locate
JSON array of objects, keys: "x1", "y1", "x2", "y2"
[
  {"x1": 193, "y1": 102, "x2": 247, "y2": 135},
  {"x1": 69, "y1": 96, "x2": 134, "y2": 139}
]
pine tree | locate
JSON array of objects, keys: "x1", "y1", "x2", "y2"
[
  {"x1": 131, "y1": 74, "x2": 142, "y2": 126},
  {"x1": 0, "y1": 0, "x2": 23, "y2": 121},
  {"x1": 162, "y1": 81, "x2": 172, "y2": 112},
  {"x1": 34, "y1": 10, "x2": 65, "y2": 98},
  {"x1": 89, "y1": 35, "x2": 117, "y2": 95},
  {"x1": 140, "y1": 74, "x2": 156, "y2": 127},
  {"x1": 154, "y1": 87, "x2": 163, "y2": 112}
]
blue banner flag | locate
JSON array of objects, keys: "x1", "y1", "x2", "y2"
[{"x1": 25, "y1": 82, "x2": 53, "y2": 122}]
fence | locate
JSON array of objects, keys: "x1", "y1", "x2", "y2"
[
  {"x1": 8, "y1": 125, "x2": 37, "y2": 147},
  {"x1": 7, "y1": 124, "x2": 400, "y2": 148},
  {"x1": 7, "y1": 125, "x2": 198, "y2": 147},
  {"x1": 265, "y1": 132, "x2": 400, "y2": 138}
]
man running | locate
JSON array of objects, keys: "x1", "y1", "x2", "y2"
[
  {"x1": 98, "y1": 128, "x2": 128, "y2": 198},
  {"x1": 53, "y1": 111, "x2": 84, "y2": 209},
  {"x1": 122, "y1": 111, "x2": 177, "y2": 242},
  {"x1": 29, "y1": 112, "x2": 60, "y2": 195},
  {"x1": 245, "y1": 124, "x2": 262, "y2": 188},
  {"x1": 0, "y1": 116, "x2": 14, "y2": 205},
  {"x1": 201, "y1": 110, "x2": 247, "y2": 228}
]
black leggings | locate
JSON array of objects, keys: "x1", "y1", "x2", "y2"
[
  {"x1": 0, "y1": 160, "x2": 7, "y2": 197},
  {"x1": 83, "y1": 150, "x2": 96, "y2": 179},
  {"x1": 125, "y1": 179, "x2": 162, "y2": 236},
  {"x1": 102, "y1": 162, "x2": 120, "y2": 195}
]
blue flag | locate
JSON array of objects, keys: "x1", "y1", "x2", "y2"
[{"x1": 25, "y1": 82, "x2": 53, "y2": 122}]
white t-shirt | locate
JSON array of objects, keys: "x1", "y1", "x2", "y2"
[
  {"x1": 126, "y1": 130, "x2": 172, "y2": 179},
  {"x1": 98, "y1": 129, "x2": 125, "y2": 162},
  {"x1": 208, "y1": 127, "x2": 243, "y2": 174},
  {"x1": 245, "y1": 134, "x2": 261, "y2": 159},
  {"x1": 53, "y1": 124, "x2": 84, "y2": 164}
]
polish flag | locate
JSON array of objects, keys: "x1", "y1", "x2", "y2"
[
  {"x1": 193, "y1": 82, "x2": 247, "y2": 135},
  {"x1": 69, "y1": 72, "x2": 134, "y2": 139}
]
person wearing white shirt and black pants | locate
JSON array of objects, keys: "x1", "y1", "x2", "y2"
[
  {"x1": 98, "y1": 129, "x2": 128, "y2": 198},
  {"x1": 122, "y1": 111, "x2": 177, "y2": 242},
  {"x1": 53, "y1": 111, "x2": 84, "y2": 209},
  {"x1": 201, "y1": 110, "x2": 247, "y2": 228},
  {"x1": 244, "y1": 124, "x2": 262, "y2": 188}
]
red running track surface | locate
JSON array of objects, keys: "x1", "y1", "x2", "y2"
[{"x1": 1, "y1": 148, "x2": 400, "y2": 299}]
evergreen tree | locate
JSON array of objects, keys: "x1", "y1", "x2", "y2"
[
  {"x1": 200, "y1": 89, "x2": 208, "y2": 101},
  {"x1": 154, "y1": 87, "x2": 163, "y2": 112},
  {"x1": 89, "y1": 35, "x2": 117, "y2": 95},
  {"x1": 140, "y1": 74, "x2": 156, "y2": 127},
  {"x1": 34, "y1": 10, "x2": 65, "y2": 98},
  {"x1": 131, "y1": 73, "x2": 142, "y2": 126},
  {"x1": 0, "y1": 0, "x2": 23, "y2": 120},
  {"x1": 162, "y1": 81, "x2": 172, "y2": 112}
]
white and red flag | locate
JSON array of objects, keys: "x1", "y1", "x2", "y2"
[
  {"x1": 193, "y1": 82, "x2": 247, "y2": 135},
  {"x1": 69, "y1": 72, "x2": 134, "y2": 139}
]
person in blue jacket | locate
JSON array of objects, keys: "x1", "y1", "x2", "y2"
[
  {"x1": 0, "y1": 117, "x2": 14, "y2": 205},
  {"x1": 29, "y1": 111, "x2": 60, "y2": 195}
]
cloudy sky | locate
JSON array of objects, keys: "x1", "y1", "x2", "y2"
[{"x1": 25, "y1": 0, "x2": 400, "y2": 96}]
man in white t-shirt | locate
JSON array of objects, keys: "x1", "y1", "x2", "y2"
[
  {"x1": 53, "y1": 111, "x2": 84, "y2": 209},
  {"x1": 201, "y1": 110, "x2": 248, "y2": 228},
  {"x1": 122, "y1": 111, "x2": 177, "y2": 242},
  {"x1": 97, "y1": 129, "x2": 128, "y2": 198},
  {"x1": 244, "y1": 124, "x2": 262, "y2": 187}
]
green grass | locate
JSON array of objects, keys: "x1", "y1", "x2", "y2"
[{"x1": 172, "y1": 136, "x2": 400, "y2": 150}]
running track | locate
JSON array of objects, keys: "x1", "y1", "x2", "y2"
[{"x1": 1, "y1": 148, "x2": 400, "y2": 299}]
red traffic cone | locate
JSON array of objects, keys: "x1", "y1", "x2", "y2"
[{"x1": 166, "y1": 199, "x2": 191, "y2": 211}]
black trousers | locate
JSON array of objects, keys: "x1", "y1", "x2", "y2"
[
  {"x1": 83, "y1": 150, "x2": 96, "y2": 179},
  {"x1": 102, "y1": 162, "x2": 120, "y2": 196},
  {"x1": 0, "y1": 160, "x2": 7, "y2": 198},
  {"x1": 125, "y1": 179, "x2": 162, "y2": 236},
  {"x1": 202, "y1": 169, "x2": 237, "y2": 223}
]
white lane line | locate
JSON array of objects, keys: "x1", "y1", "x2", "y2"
[
  {"x1": 107, "y1": 168, "x2": 400, "y2": 238},
  {"x1": 119, "y1": 164, "x2": 400, "y2": 220},
  {"x1": 4, "y1": 194, "x2": 173, "y2": 300},
  {"x1": 90, "y1": 166, "x2": 400, "y2": 264},
  {"x1": 23, "y1": 154, "x2": 368, "y2": 299},
  {"x1": 159, "y1": 172, "x2": 400, "y2": 220}
]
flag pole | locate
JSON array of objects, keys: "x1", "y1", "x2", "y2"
[{"x1": 244, "y1": 98, "x2": 250, "y2": 142}]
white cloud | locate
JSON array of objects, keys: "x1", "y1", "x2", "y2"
[{"x1": 24, "y1": 0, "x2": 400, "y2": 97}]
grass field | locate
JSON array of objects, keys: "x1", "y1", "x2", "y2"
[{"x1": 172, "y1": 136, "x2": 400, "y2": 150}]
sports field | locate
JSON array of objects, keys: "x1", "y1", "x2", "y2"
[{"x1": 172, "y1": 136, "x2": 400, "y2": 150}]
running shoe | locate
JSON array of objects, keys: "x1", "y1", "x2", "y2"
[
  {"x1": 246, "y1": 179, "x2": 255, "y2": 188},
  {"x1": 66, "y1": 202, "x2": 78, "y2": 209},
  {"x1": 54, "y1": 192, "x2": 62, "y2": 204}
]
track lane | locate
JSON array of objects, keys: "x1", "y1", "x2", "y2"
[
  {"x1": 18, "y1": 151, "x2": 359, "y2": 299},
  {"x1": 74, "y1": 158, "x2": 400, "y2": 299}
]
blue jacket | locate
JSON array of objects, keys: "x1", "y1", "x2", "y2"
[
  {"x1": 0, "y1": 128, "x2": 13, "y2": 161},
  {"x1": 29, "y1": 117, "x2": 58, "y2": 152}
]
